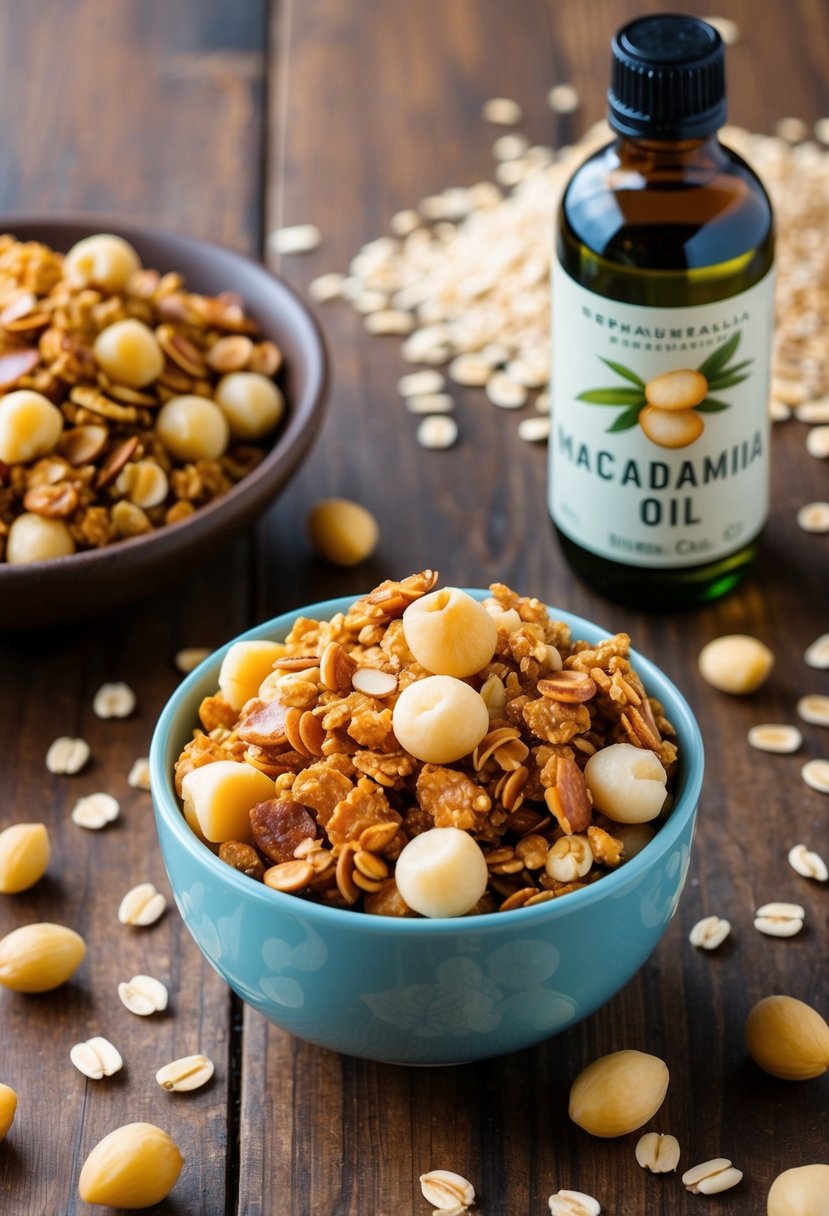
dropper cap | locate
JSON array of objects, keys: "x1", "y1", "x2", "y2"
[{"x1": 608, "y1": 13, "x2": 726, "y2": 140}]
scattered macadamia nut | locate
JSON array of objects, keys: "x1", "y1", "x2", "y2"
[
  {"x1": 402, "y1": 587, "x2": 497, "y2": 677},
  {"x1": 45, "y1": 736, "x2": 91, "y2": 774},
  {"x1": 767, "y1": 1164, "x2": 829, "y2": 1216},
  {"x1": 689, "y1": 914, "x2": 731, "y2": 950},
  {"x1": 156, "y1": 1054, "x2": 215, "y2": 1093},
  {"x1": 682, "y1": 1158, "x2": 743, "y2": 1195},
  {"x1": 395, "y1": 827, "x2": 488, "y2": 917},
  {"x1": 548, "y1": 1189, "x2": 600, "y2": 1216},
  {"x1": 0, "y1": 390, "x2": 63, "y2": 464},
  {"x1": 118, "y1": 974, "x2": 169, "y2": 1016},
  {"x1": 392, "y1": 674, "x2": 490, "y2": 764},
  {"x1": 307, "y1": 498, "x2": 379, "y2": 566},
  {"x1": 0, "y1": 922, "x2": 85, "y2": 992},
  {"x1": 5, "y1": 513, "x2": 75, "y2": 564},
  {"x1": 63, "y1": 233, "x2": 141, "y2": 293},
  {"x1": 93, "y1": 681, "x2": 136, "y2": 719},
  {"x1": 583, "y1": 743, "x2": 667, "y2": 823},
  {"x1": 746, "y1": 995, "x2": 829, "y2": 1080},
  {"x1": 0, "y1": 823, "x2": 50, "y2": 893},
  {"x1": 181, "y1": 761, "x2": 275, "y2": 843},
  {"x1": 93, "y1": 318, "x2": 165, "y2": 389},
  {"x1": 156, "y1": 394, "x2": 230, "y2": 461},
  {"x1": 78, "y1": 1122, "x2": 184, "y2": 1208},
  {"x1": 218, "y1": 640, "x2": 286, "y2": 710},
  {"x1": 0, "y1": 1083, "x2": 17, "y2": 1141},
  {"x1": 70, "y1": 1036, "x2": 123, "y2": 1080},
  {"x1": 215, "y1": 371, "x2": 284, "y2": 439},
  {"x1": 569, "y1": 1050, "x2": 669, "y2": 1137},
  {"x1": 698, "y1": 634, "x2": 774, "y2": 694},
  {"x1": 635, "y1": 1132, "x2": 680, "y2": 1173}
]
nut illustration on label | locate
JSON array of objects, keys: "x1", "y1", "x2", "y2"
[{"x1": 576, "y1": 331, "x2": 751, "y2": 449}]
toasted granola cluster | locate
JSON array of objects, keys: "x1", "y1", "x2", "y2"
[
  {"x1": 0, "y1": 232, "x2": 285, "y2": 562},
  {"x1": 175, "y1": 572, "x2": 679, "y2": 916}
]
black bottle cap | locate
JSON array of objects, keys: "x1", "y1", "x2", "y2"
[{"x1": 608, "y1": 13, "x2": 726, "y2": 140}]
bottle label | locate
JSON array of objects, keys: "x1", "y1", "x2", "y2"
[{"x1": 549, "y1": 260, "x2": 775, "y2": 568}]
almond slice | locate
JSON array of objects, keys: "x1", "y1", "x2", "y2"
[{"x1": 538, "y1": 670, "x2": 597, "y2": 703}]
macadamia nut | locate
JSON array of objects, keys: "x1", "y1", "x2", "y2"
[
  {"x1": 392, "y1": 674, "x2": 489, "y2": 764},
  {"x1": 395, "y1": 827, "x2": 488, "y2": 917},
  {"x1": 645, "y1": 369, "x2": 708, "y2": 410},
  {"x1": 63, "y1": 233, "x2": 141, "y2": 293},
  {"x1": 0, "y1": 390, "x2": 63, "y2": 464},
  {"x1": 215, "y1": 371, "x2": 284, "y2": 439},
  {"x1": 698, "y1": 634, "x2": 774, "y2": 694},
  {"x1": 0, "y1": 922, "x2": 85, "y2": 992},
  {"x1": 403, "y1": 587, "x2": 497, "y2": 677},
  {"x1": 584, "y1": 743, "x2": 667, "y2": 823},
  {"x1": 180, "y1": 761, "x2": 275, "y2": 843},
  {"x1": 93, "y1": 319, "x2": 165, "y2": 388},
  {"x1": 569, "y1": 1049, "x2": 670, "y2": 1137},
  {"x1": 156, "y1": 394, "x2": 230, "y2": 461},
  {"x1": 768, "y1": 1164, "x2": 829, "y2": 1216},
  {"x1": 78, "y1": 1122, "x2": 184, "y2": 1208},
  {"x1": 307, "y1": 498, "x2": 379, "y2": 566},
  {"x1": 6, "y1": 514, "x2": 75, "y2": 564},
  {"x1": 0, "y1": 1083, "x2": 17, "y2": 1141},
  {"x1": 0, "y1": 823, "x2": 50, "y2": 893}
]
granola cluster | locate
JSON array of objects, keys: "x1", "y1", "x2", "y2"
[
  {"x1": 0, "y1": 233, "x2": 284, "y2": 561},
  {"x1": 175, "y1": 572, "x2": 679, "y2": 916}
]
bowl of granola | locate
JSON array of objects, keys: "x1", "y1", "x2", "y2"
[
  {"x1": 0, "y1": 219, "x2": 327, "y2": 628},
  {"x1": 150, "y1": 573, "x2": 704, "y2": 1065}
]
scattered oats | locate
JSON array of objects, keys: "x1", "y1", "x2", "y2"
[
  {"x1": 703, "y1": 15, "x2": 740, "y2": 44},
  {"x1": 682, "y1": 1159, "x2": 743, "y2": 1195},
  {"x1": 776, "y1": 116, "x2": 811, "y2": 144},
  {"x1": 401, "y1": 325, "x2": 452, "y2": 364},
  {"x1": 795, "y1": 399, "x2": 829, "y2": 423},
  {"x1": 815, "y1": 117, "x2": 829, "y2": 144},
  {"x1": 787, "y1": 843, "x2": 828, "y2": 882},
  {"x1": 364, "y1": 309, "x2": 415, "y2": 336},
  {"x1": 175, "y1": 647, "x2": 212, "y2": 674},
  {"x1": 506, "y1": 358, "x2": 549, "y2": 388},
  {"x1": 308, "y1": 272, "x2": 346, "y2": 303},
  {"x1": 797, "y1": 693, "x2": 829, "y2": 726},
  {"x1": 467, "y1": 180, "x2": 502, "y2": 208},
  {"x1": 804, "y1": 634, "x2": 829, "y2": 669},
  {"x1": 127, "y1": 757, "x2": 151, "y2": 791},
  {"x1": 486, "y1": 372, "x2": 528, "y2": 409},
  {"x1": 528, "y1": 144, "x2": 555, "y2": 165},
  {"x1": 689, "y1": 915, "x2": 731, "y2": 950},
  {"x1": 771, "y1": 376, "x2": 807, "y2": 405},
  {"x1": 353, "y1": 290, "x2": 389, "y2": 315},
  {"x1": 535, "y1": 391, "x2": 551, "y2": 413},
  {"x1": 118, "y1": 882, "x2": 167, "y2": 927},
  {"x1": 46, "y1": 736, "x2": 90, "y2": 775},
  {"x1": 482, "y1": 97, "x2": 522, "y2": 125},
  {"x1": 156, "y1": 1054, "x2": 214, "y2": 1093},
  {"x1": 118, "y1": 974, "x2": 168, "y2": 1016},
  {"x1": 351, "y1": 668, "x2": 398, "y2": 697},
  {"x1": 268, "y1": 224, "x2": 322, "y2": 255},
  {"x1": 419, "y1": 1169, "x2": 475, "y2": 1211},
  {"x1": 806, "y1": 425, "x2": 829, "y2": 458},
  {"x1": 72, "y1": 792, "x2": 120, "y2": 830},
  {"x1": 493, "y1": 133, "x2": 530, "y2": 161},
  {"x1": 397, "y1": 370, "x2": 445, "y2": 398},
  {"x1": 405, "y1": 393, "x2": 454, "y2": 415},
  {"x1": 754, "y1": 901, "x2": 805, "y2": 937},
  {"x1": 448, "y1": 354, "x2": 492, "y2": 387},
  {"x1": 797, "y1": 502, "x2": 829, "y2": 532},
  {"x1": 635, "y1": 1132, "x2": 681, "y2": 1173},
  {"x1": 69, "y1": 1036, "x2": 123, "y2": 1080},
  {"x1": 390, "y1": 209, "x2": 421, "y2": 237},
  {"x1": 518, "y1": 416, "x2": 551, "y2": 443},
  {"x1": 93, "y1": 682, "x2": 136, "y2": 719},
  {"x1": 495, "y1": 159, "x2": 529, "y2": 188},
  {"x1": 548, "y1": 83, "x2": 581, "y2": 114},
  {"x1": 769, "y1": 398, "x2": 791, "y2": 422},
  {"x1": 548, "y1": 1190, "x2": 601, "y2": 1216},
  {"x1": 747, "y1": 723, "x2": 802, "y2": 753},
  {"x1": 417, "y1": 415, "x2": 458, "y2": 450},
  {"x1": 802, "y1": 757, "x2": 829, "y2": 793},
  {"x1": 479, "y1": 343, "x2": 510, "y2": 367}
]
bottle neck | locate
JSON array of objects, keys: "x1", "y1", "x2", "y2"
[{"x1": 613, "y1": 132, "x2": 725, "y2": 169}]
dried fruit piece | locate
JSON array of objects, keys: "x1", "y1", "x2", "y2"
[
  {"x1": 70, "y1": 1037, "x2": 123, "y2": 1080},
  {"x1": 0, "y1": 823, "x2": 50, "y2": 893},
  {"x1": 746, "y1": 995, "x2": 829, "y2": 1080},
  {"x1": 682, "y1": 1158, "x2": 742, "y2": 1195},
  {"x1": 250, "y1": 798, "x2": 317, "y2": 863},
  {"x1": 568, "y1": 1049, "x2": 669, "y2": 1137},
  {"x1": 93, "y1": 681, "x2": 136, "y2": 719},
  {"x1": 0, "y1": 922, "x2": 85, "y2": 992},
  {"x1": 78, "y1": 1122, "x2": 183, "y2": 1208},
  {"x1": 181, "y1": 761, "x2": 274, "y2": 844},
  {"x1": 219, "y1": 840, "x2": 265, "y2": 881},
  {"x1": 635, "y1": 1132, "x2": 680, "y2": 1173},
  {"x1": 71, "y1": 792, "x2": 120, "y2": 830},
  {"x1": 156, "y1": 1054, "x2": 214, "y2": 1093},
  {"x1": 118, "y1": 882, "x2": 167, "y2": 927},
  {"x1": 118, "y1": 974, "x2": 168, "y2": 1016},
  {"x1": 688, "y1": 915, "x2": 730, "y2": 950}
]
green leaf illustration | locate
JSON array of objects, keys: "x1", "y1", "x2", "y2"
[
  {"x1": 577, "y1": 388, "x2": 647, "y2": 405},
  {"x1": 712, "y1": 357, "x2": 753, "y2": 377},
  {"x1": 697, "y1": 331, "x2": 741, "y2": 379},
  {"x1": 607, "y1": 405, "x2": 643, "y2": 432},
  {"x1": 598, "y1": 358, "x2": 645, "y2": 387},
  {"x1": 706, "y1": 371, "x2": 750, "y2": 391},
  {"x1": 694, "y1": 397, "x2": 730, "y2": 413}
]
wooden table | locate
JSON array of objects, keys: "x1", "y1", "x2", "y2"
[{"x1": 1, "y1": 1, "x2": 827, "y2": 1212}]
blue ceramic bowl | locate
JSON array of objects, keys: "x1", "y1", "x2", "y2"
[{"x1": 150, "y1": 595, "x2": 703, "y2": 1065}]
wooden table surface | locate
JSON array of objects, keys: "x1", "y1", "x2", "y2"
[{"x1": 1, "y1": 1, "x2": 827, "y2": 1213}]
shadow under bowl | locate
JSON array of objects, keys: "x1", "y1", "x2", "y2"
[
  {"x1": 150, "y1": 594, "x2": 704, "y2": 1066},
  {"x1": 0, "y1": 217, "x2": 327, "y2": 629}
]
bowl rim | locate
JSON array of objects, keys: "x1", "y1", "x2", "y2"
[
  {"x1": 0, "y1": 214, "x2": 328, "y2": 577},
  {"x1": 150, "y1": 592, "x2": 704, "y2": 935}
]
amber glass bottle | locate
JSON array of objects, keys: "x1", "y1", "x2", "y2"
[{"x1": 549, "y1": 14, "x2": 774, "y2": 609}]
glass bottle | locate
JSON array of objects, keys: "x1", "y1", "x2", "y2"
[{"x1": 549, "y1": 13, "x2": 774, "y2": 609}]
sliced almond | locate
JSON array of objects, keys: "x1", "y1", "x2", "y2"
[
  {"x1": 747, "y1": 723, "x2": 802, "y2": 753},
  {"x1": 156, "y1": 1053, "x2": 214, "y2": 1093},
  {"x1": 538, "y1": 671, "x2": 597, "y2": 703},
  {"x1": 57, "y1": 425, "x2": 108, "y2": 466},
  {"x1": 351, "y1": 668, "x2": 398, "y2": 697}
]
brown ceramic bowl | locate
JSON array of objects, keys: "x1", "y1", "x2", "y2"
[{"x1": 0, "y1": 217, "x2": 327, "y2": 629}]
